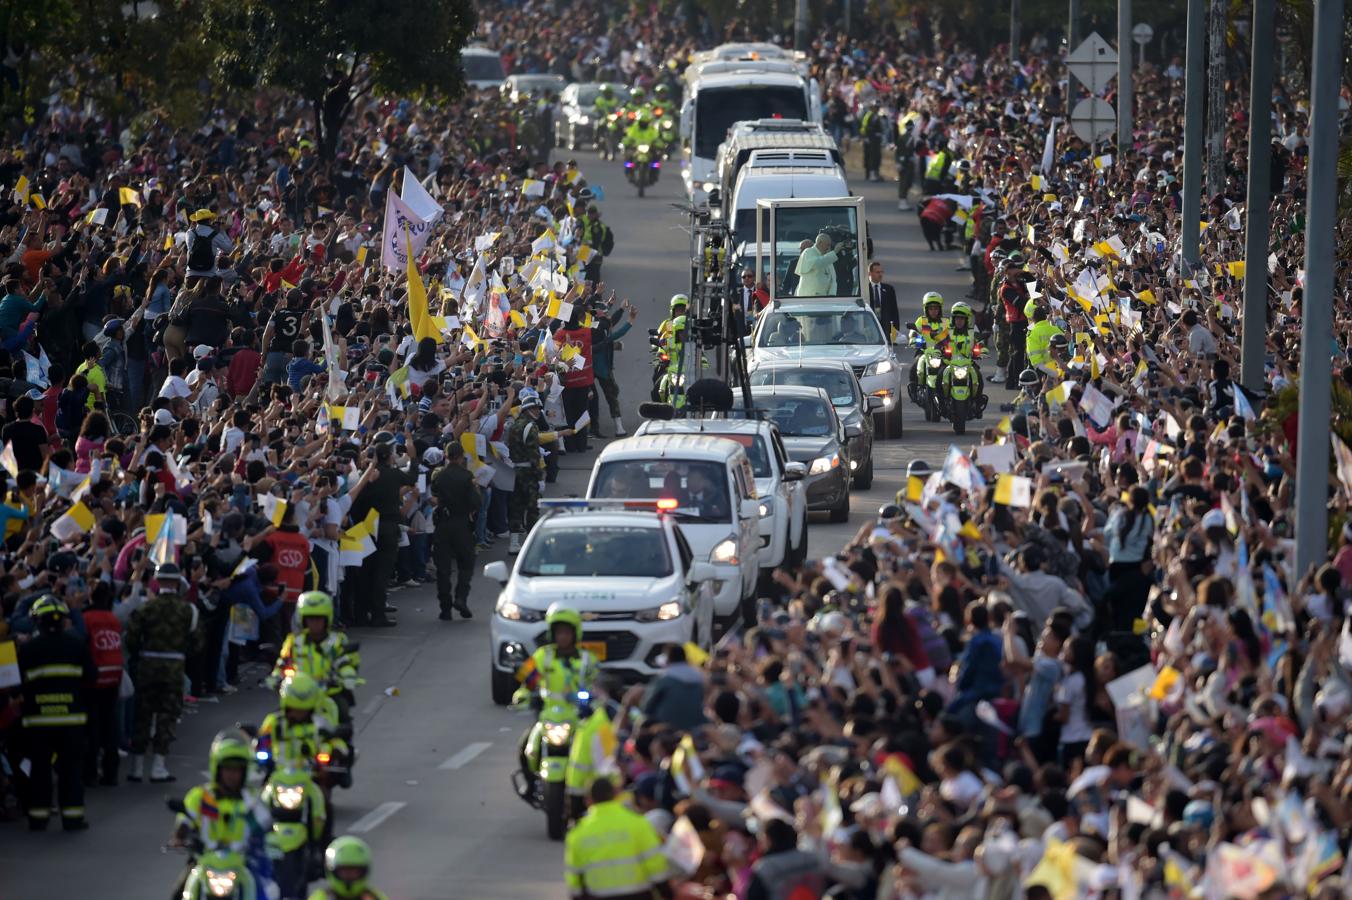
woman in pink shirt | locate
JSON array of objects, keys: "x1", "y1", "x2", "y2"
[{"x1": 74, "y1": 410, "x2": 110, "y2": 473}]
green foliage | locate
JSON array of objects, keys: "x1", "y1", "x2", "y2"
[{"x1": 200, "y1": 0, "x2": 477, "y2": 156}]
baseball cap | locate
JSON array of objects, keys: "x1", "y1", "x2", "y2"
[
  {"x1": 1201, "y1": 508, "x2": 1227, "y2": 531},
  {"x1": 192, "y1": 344, "x2": 215, "y2": 360},
  {"x1": 153, "y1": 408, "x2": 177, "y2": 426}
]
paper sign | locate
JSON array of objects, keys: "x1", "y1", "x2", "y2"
[
  {"x1": 573, "y1": 411, "x2": 591, "y2": 432},
  {"x1": 975, "y1": 442, "x2": 1017, "y2": 474},
  {"x1": 341, "y1": 406, "x2": 360, "y2": 431},
  {"x1": 994, "y1": 474, "x2": 1033, "y2": 508}
]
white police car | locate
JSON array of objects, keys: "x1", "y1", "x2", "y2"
[{"x1": 484, "y1": 500, "x2": 717, "y2": 705}]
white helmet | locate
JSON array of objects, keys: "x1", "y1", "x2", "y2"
[{"x1": 518, "y1": 387, "x2": 542, "y2": 409}]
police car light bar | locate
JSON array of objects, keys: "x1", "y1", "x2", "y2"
[{"x1": 537, "y1": 498, "x2": 682, "y2": 511}]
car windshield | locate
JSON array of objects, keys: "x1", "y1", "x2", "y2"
[
  {"x1": 691, "y1": 432, "x2": 771, "y2": 477},
  {"x1": 694, "y1": 85, "x2": 808, "y2": 159},
  {"x1": 575, "y1": 84, "x2": 628, "y2": 107},
  {"x1": 751, "y1": 395, "x2": 835, "y2": 437},
  {"x1": 592, "y1": 460, "x2": 732, "y2": 522},
  {"x1": 750, "y1": 368, "x2": 856, "y2": 407},
  {"x1": 756, "y1": 310, "x2": 885, "y2": 347},
  {"x1": 520, "y1": 526, "x2": 672, "y2": 577},
  {"x1": 514, "y1": 76, "x2": 563, "y2": 95},
  {"x1": 462, "y1": 54, "x2": 505, "y2": 82}
]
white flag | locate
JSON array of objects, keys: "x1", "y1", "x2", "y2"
[
  {"x1": 400, "y1": 166, "x2": 443, "y2": 224},
  {"x1": 380, "y1": 189, "x2": 436, "y2": 272},
  {"x1": 320, "y1": 312, "x2": 345, "y2": 402},
  {"x1": 1039, "y1": 117, "x2": 1058, "y2": 174}
]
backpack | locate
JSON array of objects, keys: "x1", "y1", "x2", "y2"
[
  {"x1": 599, "y1": 224, "x2": 615, "y2": 256},
  {"x1": 187, "y1": 228, "x2": 218, "y2": 271}
]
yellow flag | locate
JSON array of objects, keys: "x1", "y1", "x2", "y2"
[
  {"x1": 906, "y1": 475, "x2": 923, "y2": 502},
  {"x1": 356, "y1": 246, "x2": 368, "y2": 265},
  {"x1": 683, "y1": 642, "x2": 710, "y2": 667},
  {"x1": 543, "y1": 296, "x2": 562, "y2": 319},
  {"x1": 1136, "y1": 289, "x2": 1156, "y2": 305},
  {"x1": 30, "y1": 194, "x2": 45, "y2": 210},
  {"x1": 405, "y1": 234, "x2": 440, "y2": 343},
  {"x1": 1030, "y1": 174, "x2": 1043, "y2": 190},
  {"x1": 118, "y1": 187, "x2": 142, "y2": 206},
  {"x1": 1225, "y1": 260, "x2": 1245, "y2": 278},
  {"x1": 997, "y1": 416, "x2": 1012, "y2": 434},
  {"x1": 163, "y1": 234, "x2": 174, "y2": 251},
  {"x1": 460, "y1": 432, "x2": 479, "y2": 461},
  {"x1": 881, "y1": 754, "x2": 922, "y2": 797},
  {"x1": 958, "y1": 519, "x2": 983, "y2": 541},
  {"x1": 509, "y1": 310, "x2": 527, "y2": 329},
  {"x1": 1149, "y1": 666, "x2": 1181, "y2": 700}
]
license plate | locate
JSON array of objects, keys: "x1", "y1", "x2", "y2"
[{"x1": 581, "y1": 640, "x2": 607, "y2": 661}]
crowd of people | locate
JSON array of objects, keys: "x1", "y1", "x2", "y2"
[{"x1": 0, "y1": 0, "x2": 1350, "y2": 898}]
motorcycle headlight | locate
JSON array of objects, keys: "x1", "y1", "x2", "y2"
[
  {"x1": 274, "y1": 785, "x2": 305, "y2": 810},
  {"x1": 953, "y1": 368, "x2": 969, "y2": 381},
  {"x1": 701, "y1": 181, "x2": 717, "y2": 192},
  {"x1": 927, "y1": 357, "x2": 942, "y2": 369},
  {"x1": 637, "y1": 143, "x2": 651, "y2": 153},
  {"x1": 205, "y1": 869, "x2": 237, "y2": 898},
  {"x1": 867, "y1": 358, "x2": 896, "y2": 376},
  {"x1": 809, "y1": 453, "x2": 841, "y2": 475},
  {"x1": 709, "y1": 538, "x2": 739, "y2": 565},
  {"x1": 577, "y1": 116, "x2": 590, "y2": 124},
  {"x1": 758, "y1": 498, "x2": 773, "y2": 518},
  {"x1": 544, "y1": 722, "x2": 573, "y2": 746}
]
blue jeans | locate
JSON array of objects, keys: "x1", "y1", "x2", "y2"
[
  {"x1": 262, "y1": 351, "x2": 288, "y2": 385},
  {"x1": 398, "y1": 533, "x2": 429, "y2": 581},
  {"x1": 475, "y1": 487, "x2": 492, "y2": 543}
]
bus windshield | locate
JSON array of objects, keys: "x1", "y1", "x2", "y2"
[{"x1": 694, "y1": 85, "x2": 808, "y2": 160}]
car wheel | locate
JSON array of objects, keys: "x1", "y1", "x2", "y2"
[
  {"x1": 829, "y1": 492, "x2": 850, "y2": 523},
  {"x1": 853, "y1": 455, "x2": 874, "y2": 489},
  {"x1": 491, "y1": 665, "x2": 516, "y2": 706}
]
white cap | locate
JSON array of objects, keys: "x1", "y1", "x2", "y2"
[
  {"x1": 1201, "y1": 508, "x2": 1227, "y2": 531},
  {"x1": 153, "y1": 408, "x2": 177, "y2": 426},
  {"x1": 192, "y1": 344, "x2": 214, "y2": 360}
]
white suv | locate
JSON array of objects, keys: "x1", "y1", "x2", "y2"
[
  {"x1": 634, "y1": 417, "x2": 809, "y2": 576},
  {"x1": 483, "y1": 502, "x2": 716, "y2": 705},
  {"x1": 748, "y1": 299, "x2": 904, "y2": 437}
]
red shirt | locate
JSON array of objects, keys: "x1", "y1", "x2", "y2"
[
  {"x1": 41, "y1": 383, "x2": 60, "y2": 439},
  {"x1": 227, "y1": 348, "x2": 262, "y2": 397},
  {"x1": 266, "y1": 528, "x2": 311, "y2": 601},
  {"x1": 263, "y1": 255, "x2": 306, "y2": 294},
  {"x1": 84, "y1": 609, "x2": 124, "y2": 689},
  {"x1": 555, "y1": 327, "x2": 594, "y2": 388}
]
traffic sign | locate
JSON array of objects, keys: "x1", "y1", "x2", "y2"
[
  {"x1": 1066, "y1": 32, "x2": 1119, "y2": 94},
  {"x1": 1131, "y1": 23, "x2": 1154, "y2": 46},
  {"x1": 1070, "y1": 98, "x2": 1116, "y2": 144}
]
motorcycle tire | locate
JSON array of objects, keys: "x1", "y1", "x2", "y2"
[
  {"x1": 925, "y1": 393, "x2": 939, "y2": 423},
  {"x1": 272, "y1": 848, "x2": 308, "y2": 900},
  {"x1": 544, "y1": 780, "x2": 568, "y2": 841},
  {"x1": 637, "y1": 172, "x2": 646, "y2": 197},
  {"x1": 952, "y1": 398, "x2": 968, "y2": 435}
]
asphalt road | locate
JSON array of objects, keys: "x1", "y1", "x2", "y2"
[{"x1": 3, "y1": 146, "x2": 1008, "y2": 900}]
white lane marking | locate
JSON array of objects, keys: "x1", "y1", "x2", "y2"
[
  {"x1": 438, "y1": 741, "x2": 493, "y2": 770},
  {"x1": 361, "y1": 696, "x2": 383, "y2": 716},
  {"x1": 348, "y1": 801, "x2": 406, "y2": 834},
  {"x1": 499, "y1": 726, "x2": 512, "y2": 732}
]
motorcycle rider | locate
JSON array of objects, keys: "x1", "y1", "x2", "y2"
[
  {"x1": 945, "y1": 301, "x2": 986, "y2": 410},
  {"x1": 270, "y1": 591, "x2": 361, "y2": 724},
  {"x1": 515, "y1": 604, "x2": 599, "y2": 800},
  {"x1": 595, "y1": 85, "x2": 622, "y2": 158},
  {"x1": 169, "y1": 729, "x2": 273, "y2": 900},
  {"x1": 309, "y1": 836, "x2": 389, "y2": 900},
  {"x1": 659, "y1": 312, "x2": 689, "y2": 408},
  {"x1": 254, "y1": 672, "x2": 343, "y2": 793},
  {"x1": 17, "y1": 594, "x2": 95, "y2": 831},
  {"x1": 653, "y1": 294, "x2": 687, "y2": 400},
  {"x1": 907, "y1": 291, "x2": 949, "y2": 399},
  {"x1": 622, "y1": 114, "x2": 660, "y2": 181},
  {"x1": 624, "y1": 85, "x2": 648, "y2": 121}
]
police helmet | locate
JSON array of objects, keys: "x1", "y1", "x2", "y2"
[
  {"x1": 325, "y1": 836, "x2": 374, "y2": 898},
  {"x1": 1018, "y1": 368, "x2": 1041, "y2": 387},
  {"x1": 297, "y1": 590, "x2": 334, "y2": 627},
  {"x1": 906, "y1": 459, "x2": 933, "y2": 479},
  {"x1": 279, "y1": 672, "x2": 322, "y2": 712},
  {"x1": 208, "y1": 729, "x2": 252, "y2": 783},
  {"x1": 878, "y1": 503, "x2": 902, "y2": 521},
  {"x1": 545, "y1": 603, "x2": 583, "y2": 640},
  {"x1": 1050, "y1": 334, "x2": 1069, "y2": 351},
  {"x1": 669, "y1": 293, "x2": 689, "y2": 312},
  {"x1": 922, "y1": 291, "x2": 944, "y2": 311}
]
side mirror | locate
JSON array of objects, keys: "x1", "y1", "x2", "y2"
[
  {"x1": 866, "y1": 396, "x2": 885, "y2": 411},
  {"x1": 784, "y1": 462, "x2": 807, "y2": 481},
  {"x1": 844, "y1": 423, "x2": 863, "y2": 439},
  {"x1": 739, "y1": 498, "x2": 760, "y2": 521},
  {"x1": 483, "y1": 560, "x2": 510, "y2": 584},
  {"x1": 741, "y1": 335, "x2": 753, "y2": 349},
  {"x1": 687, "y1": 562, "x2": 716, "y2": 584}
]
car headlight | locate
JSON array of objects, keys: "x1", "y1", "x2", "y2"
[
  {"x1": 496, "y1": 599, "x2": 544, "y2": 622},
  {"x1": 637, "y1": 143, "x2": 650, "y2": 153},
  {"x1": 809, "y1": 453, "x2": 841, "y2": 475},
  {"x1": 867, "y1": 358, "x2": 896, "y2": 376},
  {"x1": 544, "y1": 722, "x2": 573, "y2": 746},
  {"x1": 709, "y1": 538, "x2": 739, "y2": 565},
  {"x1": 758, "y1": 498, "x2": 774, "y2": 518},
  {"x1": 701, "y1": 181, "x2": 717, "y2": 192},
  {"x1": 274, "y1": 785, "x2": 305, "y2": 810},
  {"x1": 638, "y1": 600, "x2": 684, "y2": 623},
  {"x1": 953, "y1": 368, "x2": 969, "y2": 380},
  {"x1": 205, "y1": 869, "x2": 237, "y2": 898},
  {"x1": 577, "y1": 116, "x2": 590, "y2": 124}
]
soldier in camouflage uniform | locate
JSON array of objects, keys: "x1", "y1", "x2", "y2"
[
  {"x1": 506, "y1": 387, "x2": 570, "y2": 554},
  {"x1": 126, "y1": 561, "x2": 197, "y2": 783}
]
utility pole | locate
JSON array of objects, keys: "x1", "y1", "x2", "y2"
[
  {"x1": 1294, "y1": 0, "x2": 1345, "y2": 579},
  {"x1": 1117, "y1": 0, "x2": 1132, "y2": 153},
  {"x1": 1239, "y1": 0, "x2": 1275, "y2": 395},
  {"x1": 793, "y1": 0, "x2": 808, "y2": 52},
  {"x1": 1011, "y1": 0, "x2": 1021, "y2": 63},
  {"x1": 1205, "y1": 0, "x2": 1227, "y2": 197},
  {"x1": 1180, "y1": 0, "x2": 1205, "y2": 271},
  {"x1": 1066, "y1": 0, "x2": 1083, "y2": 114}
]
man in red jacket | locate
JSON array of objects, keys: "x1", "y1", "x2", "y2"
[
  {"x1": 554, "y1": 309, "x2": 595, "y2": 453},
  {"x1": 225, "y1": 327, "x2": 261, "y2": 398},
  {"x1": 82, "y1": 582, "x2": 124, "y2": 785},
  {"x1": 264, "y1": 500, "x2": 312, "y2": 643}
]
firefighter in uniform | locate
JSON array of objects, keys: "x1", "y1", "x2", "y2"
[
  {"x1": 564, "y1": 778, "x2": 672, "y2": 900},
  {"x1": 429, "y1": 442, "x2": 481, "y2": 620},
  {"x1": 270, "y1": 590, "x2": 362, "y2": 722},
  {"x1": 310, "y1": 836, "x2": 390, "y2": 900},
  {"x1": 127, "y1": 561, "x2": 196, "y2": 783},
  {"x1": 18, "y1": 594, "x2": 96, "y2": 830}
]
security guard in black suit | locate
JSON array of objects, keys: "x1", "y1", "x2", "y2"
[
  {"x1": 18, "y1": 595, "x2": 97, "y2": 830},
  {"x1": 430, "y1": 442, "x2": 481, "y2": 621}
]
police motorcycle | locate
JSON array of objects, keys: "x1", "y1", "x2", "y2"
[
  {"x1": 511, "y1": 605, "x2": 600, "y2": 841},
  {"x1": 600, "y1": 110, "x2": 624, "y2": 159},
  {"x1": 941, "y1": 339, "x2": 986, "y2": 435},
  {"x1": 625, "y1": 139, "x2": 661, "y2": 197},
  {"x1": 910, "y1": 332, "x2": 947, "y2": 424},
  {"x1": 170, "y1": 838, "x2": 258, "y2": 900}
]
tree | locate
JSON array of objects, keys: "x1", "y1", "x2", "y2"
[{"x1": 201, "y1": 0, "x2": 477, "y2": 158}]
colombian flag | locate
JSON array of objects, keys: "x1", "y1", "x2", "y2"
[{"x1": 516, "y1": 655, "x2": 541, "y2": 691}]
